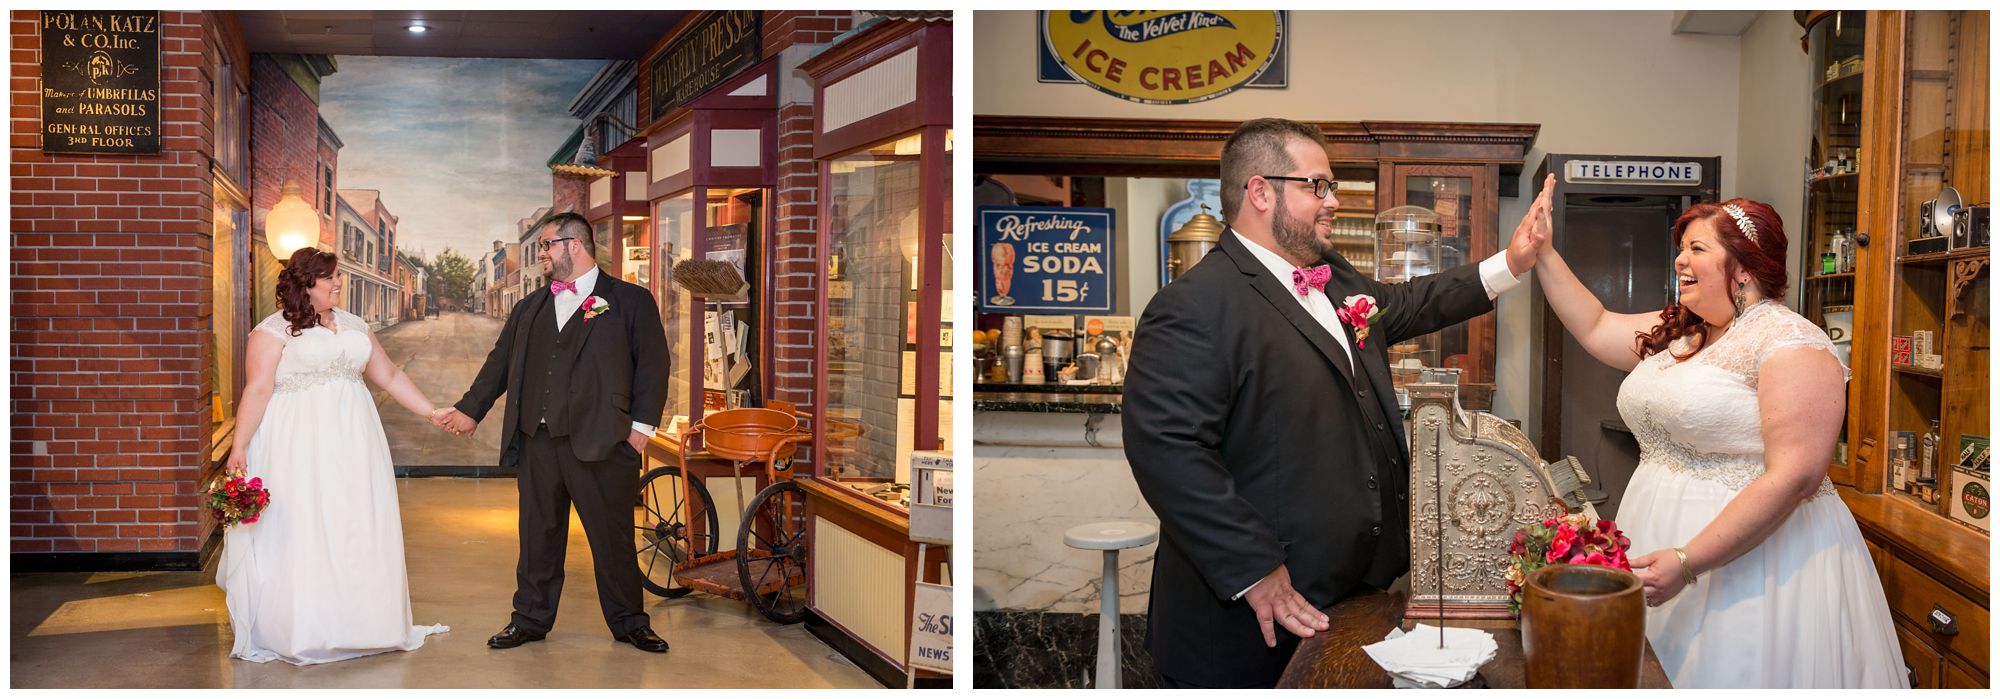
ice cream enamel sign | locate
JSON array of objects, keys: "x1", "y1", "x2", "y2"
[{"x1": 1040, "y1": 11, "x2": 1285, "y2": 105}]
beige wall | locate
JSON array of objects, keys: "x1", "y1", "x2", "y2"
[
  {"x1": 1735, "y1": 10, "x2": 1815, "y2": 304},
  {"x1": 975, "y1": 10, "x2": 1812, "y2": 436}
]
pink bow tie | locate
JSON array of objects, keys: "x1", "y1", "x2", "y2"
[
  {"x1": 550, "y1": 279, "x2": 577, "y2": 295},
  {"x1": 1292, "y1": 264, "x2": 1331, "y2": 296}
]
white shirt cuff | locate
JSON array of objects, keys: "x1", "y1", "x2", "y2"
[
  {"x1": 1234, "y1": 578, "x2": 1260, "y2": 600},
  {"x1": 631, "y1": 422, "x2": 657, "y2": 437},
  {"x1": 1478, "y1": 252, "x2": 1524, "y2": 300}
]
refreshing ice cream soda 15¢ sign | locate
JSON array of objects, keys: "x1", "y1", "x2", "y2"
[{"x1": 1041, "y1": 10, "x2": 1285, "y2": 105}]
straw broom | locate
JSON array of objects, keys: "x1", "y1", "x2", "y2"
[{"x1": 670, "y1": 259, "x2": 749, "y2": 301}]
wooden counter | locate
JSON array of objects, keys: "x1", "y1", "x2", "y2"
[
  {"x1": 1277, "y1": 589, "x2": 1671, "y2": 689},
  {"x1": 799, "y1": 476, "x2": 949, "y2": 688}
]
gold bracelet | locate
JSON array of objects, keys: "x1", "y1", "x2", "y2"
[{"x1": 1673, "y1": 547, "x2": 1697, "y2": 586}]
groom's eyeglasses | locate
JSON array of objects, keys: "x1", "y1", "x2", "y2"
[
  {"x1": 1255, "y1": 176, "x2": 1341, "y2": 199},
  {"x1": 537, "y1": 237, "x2": 576, "y2": 252}
]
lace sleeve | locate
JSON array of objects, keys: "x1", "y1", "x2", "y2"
[
  {"x1": 1754, "y1": 306, "x2": 1850, "y2": 383},
  {"x1": 252, "y1": 312, "x2": 293, "y2": 345},
  {"x1": 338, "y1": 309, "x2": 371, "y2": 336}
]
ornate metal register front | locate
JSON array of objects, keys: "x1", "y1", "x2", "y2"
[{"x1": 1405, "y1": 369, "x2": 1595, "y2": 620}]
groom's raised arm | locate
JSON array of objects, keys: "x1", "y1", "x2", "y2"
[
  {"x1": 455, "y1": 300, "x2": 524, "y2": 423},
  {"x1": 1122, "y1": 288, "x2": 1287, "y2": 601}
]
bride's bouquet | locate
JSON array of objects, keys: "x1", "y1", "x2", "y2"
[
  {"x1": 1506, "y1": 513, "x2": 1631, "y2": 614},
  {"x1": 206, "y1": 469, "x2": 270, "y2": 528}
]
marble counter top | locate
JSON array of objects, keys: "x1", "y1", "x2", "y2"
[{"x1": 973, "y1": 390, "x2": 1123, "y2": 414}]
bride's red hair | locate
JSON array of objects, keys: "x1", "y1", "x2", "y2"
[
  {"x1": 1634, "y1": 198, "x2": 1789, "y2": 360},
  {"x1": 277, "y1": 248, "x2": 339, "y2": 337}
]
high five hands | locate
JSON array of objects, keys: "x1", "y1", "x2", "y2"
[
  {"x1": 1504, "y1": 173, "x2": 1558, "y2": 276},
  {"x1": 429, "y1": 407, "x2": 475, "y2": 436}
]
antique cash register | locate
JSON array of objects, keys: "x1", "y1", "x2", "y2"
[{"x1": 1404, "y1": 368, "x2": 1595, "y2": 620}]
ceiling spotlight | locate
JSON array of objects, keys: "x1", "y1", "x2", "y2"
[{"x1": 406, "y1": 24, "x2": 429, "y2": 33}]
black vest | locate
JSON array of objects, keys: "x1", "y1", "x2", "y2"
[
  {"x1": 518, "y1": 296, "x2": 586, "y2": 436},
  {"x1": 1353, "y1": 362, "x2": 1411, "y2": 589}
]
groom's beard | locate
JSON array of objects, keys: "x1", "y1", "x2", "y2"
[
  {"x1": 548, "y1": 255, "x2": 574, "y2": 282},
  {"x1": 1272, "y1": 191, "x2": 1334, "y2": 263}
]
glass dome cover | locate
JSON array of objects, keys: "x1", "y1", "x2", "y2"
[{"x1": 1375, "y1": 204, "x2": 1442, "y2": 235}]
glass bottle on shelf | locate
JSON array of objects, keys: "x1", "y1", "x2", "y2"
[{"x1": 1921, "y1": 418, "x2": 1941, "y2": 487}]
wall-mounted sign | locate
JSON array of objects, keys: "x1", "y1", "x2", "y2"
[
  {"x1": 1039, "y1": 10, "x2": 1285, "y2": 105},
  {"x1": 978, "y1": 206, "x2": 1116, "y2": 314},
  {"x1": 1564, "y1": 160, "x2": 1705, "y2": 186},
  {"x1": 39, "y1": 10, "x2": 160, "y2": 154},
  {"x1": 648, "y1": 10, "x2": 761, "y2": 120}
]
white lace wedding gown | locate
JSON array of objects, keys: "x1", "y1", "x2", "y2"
[
  {"x1": 217, "y1": 309, "x2": 448, "y2": 665},
  {"x1": 1616, "y1": 300, "x2": 1905, "y2": 688}
]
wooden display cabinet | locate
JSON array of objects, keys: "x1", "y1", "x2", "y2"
[{"x1": 1799, "y1": 9, "x2": 1989, "y2": 688}]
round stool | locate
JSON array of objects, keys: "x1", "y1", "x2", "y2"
[{"x1": 1064, "y1": 521, "x2": 1159, "y2": 690}]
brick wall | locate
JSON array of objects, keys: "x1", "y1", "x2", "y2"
[
  {"x1": 768, "y1": 104, "x2": 821, "y2": 409},
  {"x1": 248, "y1": 55, "x2": 329, "y2": 249},
  {"x1": 764, "y1": 11, "x2": 855, "y2": 50},
  {"x1": 761, "y1": 11, "x2": 853, "y2": 415},
  {"x1": 551, "y1": 173, "x2": 587, "y2": 215},
  {"x1": 11, "y1": 11, "x2": 232, "y2": 566}
]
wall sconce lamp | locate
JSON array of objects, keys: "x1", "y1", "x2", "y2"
[{"x1": 265, "y1": 180, "x2": 319, "y2": 264}]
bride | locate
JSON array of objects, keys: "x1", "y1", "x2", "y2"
[
  {"x1": 1526, "y1": 178, "x2": 1905, "y2": 688},
  {"x1": 217, "y1": 247, "x2": 449, "y2": 664}
]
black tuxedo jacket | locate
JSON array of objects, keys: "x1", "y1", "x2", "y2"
[
  {"x1": 456, "y1": 272, "x2": 669, "y2": 468},
  {"x1": 1121, "y1": 230, "x2": 1494, "y2": 687}
]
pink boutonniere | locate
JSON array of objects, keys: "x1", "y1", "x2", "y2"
[
  {"x1": 582, "y1": 295, "x2": 610, "y2": 322},
  {"x1": 1337, "y1": 294, "x2": 1382, "y2": 349}
]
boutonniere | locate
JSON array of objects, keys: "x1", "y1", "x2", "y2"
[
  {"x1": 1337, "y1": 294, "x2": 1382, "y2": 349},
  {"x1": 582, "y1": 295, "x2": 610, "y2": 322}
]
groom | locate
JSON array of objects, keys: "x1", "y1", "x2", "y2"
[
  {"x1": 1121, "y1": 118, "x2": 1548, "y2": 687},
  {"x1": 435, "y1": 211, "x2": 671, "y2": 653}
]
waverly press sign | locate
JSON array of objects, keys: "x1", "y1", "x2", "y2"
[
  {"x1": 1040, "y1": 10, "x2": 1285, "y2": 105},
  {"x1": 40, "y1": 10, "x2": 161, "y2": 154},
  {"x1": 978, "y1": 207, "x2": 1116, "y2": 314},
  {"x1": 648, "y1": 10, "x2": 761, "y2": 119}
]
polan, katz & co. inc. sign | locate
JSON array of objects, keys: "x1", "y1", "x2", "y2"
[
  {"x1": 1039, "y1": 10, "x2": 1286, "y2": 105},
  {"x1": 40, "y1": 10, "x2": 160, "y2": 154}
]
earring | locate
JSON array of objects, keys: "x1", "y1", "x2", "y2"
[{"x1": 1733, "y1": 280, "x2": 1748, "y2": 314}]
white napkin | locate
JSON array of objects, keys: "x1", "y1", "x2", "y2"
[{"x1": 1362, "y1": 624, "x2": 1498, "y2": 689}]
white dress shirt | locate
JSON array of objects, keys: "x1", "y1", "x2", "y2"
[
  {"x1": 547, "y1": 265, "x2": 656, "y2": 437},
  {"x1": 1228, "y1": 229, "x2": 1523, "y2": 600}
]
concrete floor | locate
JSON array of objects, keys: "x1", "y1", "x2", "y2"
[{"x1": 10, "y1": 478, "x2": 880, "y2": 689}]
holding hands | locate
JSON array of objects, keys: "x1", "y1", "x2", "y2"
[{"x1": 430, "y1": 407, "x2": 475, "y2": 436}]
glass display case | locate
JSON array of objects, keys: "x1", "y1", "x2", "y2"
[
  {"x1": 1801, "y1": 9, "x2": 1989, "y2": 688},
  {"x1": 620, "y1": 217, "x2": 650, "y2": 288},
  {"x1": 655, "y1": 193, "x2": 695, "y2": 431},
  {"x1": 1328, "y1": 178, "x2": 1379, "y2": 279},
  {"x1": 1372, "y1": 169, "x2": 1490, "y2": 409},
  {"x1": 1375, "y1": 204, "x2": 1447, "y2": 408},
  {"x1": 822, "y1": 133, "x2": 925, "y2": 497},
  {"x1": 1801, "y1": 9, "x2": 1866, "y2": 475},
  {"x1": 1878, "y1": 10, "x2": 1988, "y2": 517}
]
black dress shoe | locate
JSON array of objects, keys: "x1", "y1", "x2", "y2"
[
  {"x1": 487, "y1": 623, "x2": 547, "y2": 649},
  {"x1": 616, "y1": 625, "x2": 669, "y2": 653}
]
